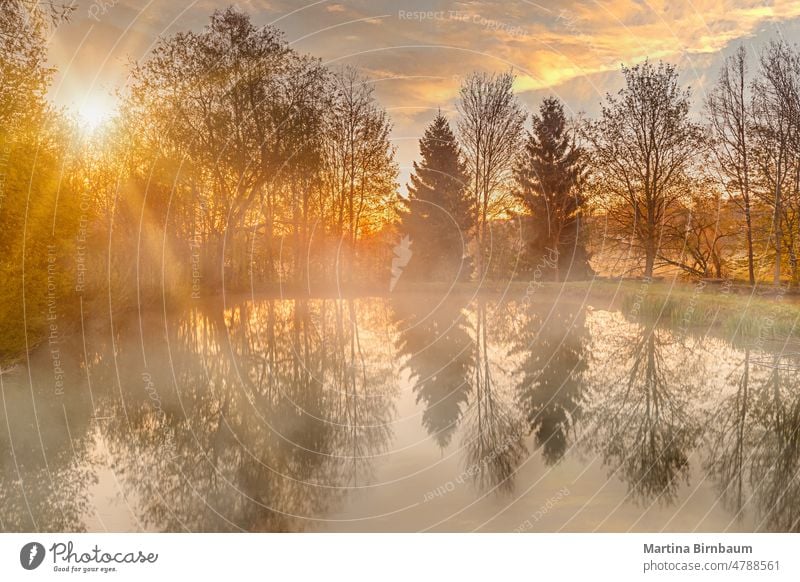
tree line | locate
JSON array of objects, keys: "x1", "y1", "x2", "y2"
[
  {"x1": 4, "y1": 3, "x2": 800, "y2": 359},
  {"x1": 406, "y1": 47, "x2": 800, "y2": 287}
]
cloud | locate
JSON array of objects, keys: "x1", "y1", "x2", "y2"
[{"x1": 48, "y1": 0, "x2": 800, "y2": 169}]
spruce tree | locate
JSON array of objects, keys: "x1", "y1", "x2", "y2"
[
  {"x1": 400, "y1": 113, "x2": 474, "y2": 282},
  {"x1": 514, "y1": 97, "x2": 591, "y2": 281}
]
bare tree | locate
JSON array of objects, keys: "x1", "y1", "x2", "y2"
[
  {"x1": 323, "y1": 66, "x2": 398, "y2": 286},
  {"x1": 457, "y1": 71, "x2": 526, "y2": 279},
  {"x1": 752, "y1": 40, "x2": 800, "y2": 285},
  {"x1": 586, "y1": 60, "x2": 703, "y2": 278},
  {"x1": 660, "y1": 185, "x2": 738, "y2": 278},
  {"x1": 706, "y1": 46, "x2": 757, "y2": 285}
]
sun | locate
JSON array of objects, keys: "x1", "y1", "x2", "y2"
[{"x1": 76, "y1": 96, "x2": 114, "y2": 132}]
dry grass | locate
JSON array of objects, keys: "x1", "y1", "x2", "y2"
[{"x1": 559, "y1": 279, "x2": 800, "y2": 340}]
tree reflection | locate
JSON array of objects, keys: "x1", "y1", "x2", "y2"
[
  {"x1": 510, "y1": 301, "x2": 588, "y2": 464},
  {"x1": 9, "y1": 295, "x2": 800, "y2": 532},
  {"x1": 460, "y1": 301, "x2": 526, "y2": 493},
  {"x1": 392, "y1": 295, "x2": 473, "y2": 448},
  {"x1": 97, "y1": 298, "x2": 396, "y2": 531},
  {"x1": 707, "y1": 350, "x2": 800, "y2": 531},
  {"x1": 748, "y1": 353, "x2": 800, "y2": 531},
  {"x1": 0, "y1": 345, "x2": 96, "y2": 531},
  {"x1": 705, "y1": 347, "x2": 753, "y2": 518},
  {"x1": 588, "y1": 320, "x2": 701, "y2": 504},
  {"x1": 394, "y1": 296, "x2": 525, "y2": 492}
]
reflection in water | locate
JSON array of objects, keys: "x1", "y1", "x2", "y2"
[
  {"x1": 99, "y1": 299, "x2": 396, "y2": 531},
  {"x1": 749, "y1": 353, "x2": 800, "y2": 531},
  {"x1": 461, "y1": 301, "x2": 526, "y2": 493},
  {"x1": 705, "y1": 347, "x2": 753, "y2": 521},
  {"x1": 511, "y1": 302, "x2": 588, "y2": 465},
  {"x1": 393, "y1": 296, "x2": 472, "y2": 449},
  {"x1": 393, "y1": 297, "x2": 527, "y2": 492},
  {"x1": 587, "y1": 319, "x2": 702, "y2": 504},
  {"x1": 707, "y1": 349, "x2": 800, "y2": 531},
  {"x1": 0, "y1": 347, "x2": 96, "y2": 531},
  {"x1": 2, "y1": 295, "x2": 800, "y2": 531}
]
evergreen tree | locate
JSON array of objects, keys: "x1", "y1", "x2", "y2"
[
  {"x1": 400, "y1": 113, "x2": 474, "y2": 282},
  {"x1": 514, "y1": 97, "x2": 591, "y2": 281}
]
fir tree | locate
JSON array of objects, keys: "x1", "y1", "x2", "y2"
[
  {"x1": 514, "y1": 97, "x2": 591, "y2": 281},
  {"x1": 400, "y1": 113, "x2": 474, "y2": 282}
]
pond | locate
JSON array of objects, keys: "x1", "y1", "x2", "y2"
[{"x1": 1, "y1": 292, "x2": 798, "y2": 532}]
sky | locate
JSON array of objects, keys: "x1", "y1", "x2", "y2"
[{"x1": 47, "y1": 0, "x2": 800, "y2": 190}]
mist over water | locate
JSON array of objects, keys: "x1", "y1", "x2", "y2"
[{"x1": 2, "y1": 292, "x2": 797, "y2": 532}]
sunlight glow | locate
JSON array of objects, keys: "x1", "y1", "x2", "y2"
[{"x1": 76, "y1": 96, "x2": 114, "y2": 132}]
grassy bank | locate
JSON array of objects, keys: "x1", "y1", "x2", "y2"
[
  {"x1": 389, "y1": 278, "x2": 800, "y2": 340},
  {"x1": 632, "y1": 285, "x2": 796, "y2": 340},
  {"x1": 555, "y1": 279, "x2": 799, "y2": 340}
]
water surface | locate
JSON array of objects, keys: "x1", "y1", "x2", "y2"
[{"x1": 2, "y1": 293, "x2": 799, "y2": 532}]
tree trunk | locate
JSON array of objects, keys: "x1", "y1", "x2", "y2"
[
  {"x1": 740, "y1": 64, "x2": 755, "y2": 287},
  {"x1": 774, "y1": 159, "x2": 782, "y2": 286},
  {"x1": 644, "y1": 236, "x2": 656, "y2": 278},
  {"x1": 744, "y1": 200, "x2": 755, "y2": 285}
]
